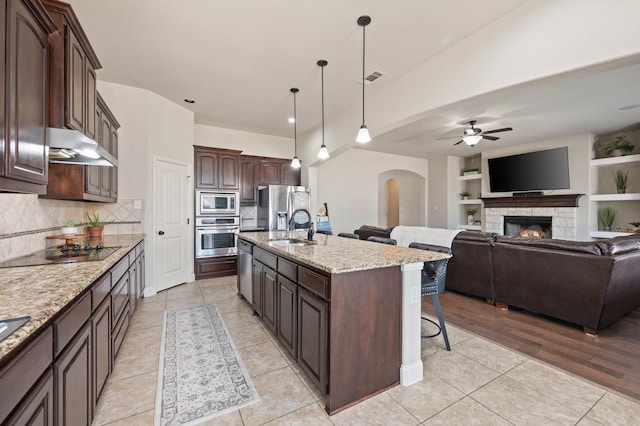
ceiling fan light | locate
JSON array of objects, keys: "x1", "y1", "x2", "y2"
[
  {"x1": 463, "y1": 135, "x2": 482, "y2": 146},
  {"x1": 291, "y1": 156, "x2": 301, "y2": 168},
  {"x1": 317, "y1": 144, "x2": 330, "y2": 160},
  {"x1": 356, "y1": 125, "x2": 371, "y2": 143}
]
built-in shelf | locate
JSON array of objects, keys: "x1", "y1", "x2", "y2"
[
  {"x1": 590, "y1": 153, "x2": 640, "y2": 167},
  {"x1": 590, "y1": 230, "x2": 635, "y2": 238},
  {"x1": 458, "y1": 174, "x2": 481, "y2": 181},
  {"x1": 590, "y1": 193, "x2": 640, "y2": 201},
  {"x1": 458, "y1": 199, "x2": 482, "y2": 204}
]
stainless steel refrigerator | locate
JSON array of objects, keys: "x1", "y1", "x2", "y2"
[{"x1": 257, "y1": 185, "x2": 310, "y2": 231}]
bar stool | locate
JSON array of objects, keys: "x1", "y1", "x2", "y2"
[
  {"x1": 408, "y1": 242, "x2": 451, "y2": 351},
  {"x1": 367, "y1": 236, "x2": 397, "y2": 245},
  {"x1": 338, "y1": 232, "x2": 359, "y2": 239}
]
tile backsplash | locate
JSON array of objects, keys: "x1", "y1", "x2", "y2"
[{"x1": 0, "y1": 194, "x2": 143, "y2": 263}]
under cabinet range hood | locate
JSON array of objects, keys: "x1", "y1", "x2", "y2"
[{"x1": 47, "y1": 127, "x2": 118, "y2": 166}]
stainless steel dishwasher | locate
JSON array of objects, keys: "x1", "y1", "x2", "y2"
[{"x1": 237, "y1": 239, "x2": 253, "y2": 304}]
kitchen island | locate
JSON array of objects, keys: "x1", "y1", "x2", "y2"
[{"x1": 237, "y1": 230, "x2": 450, "y2": 415}]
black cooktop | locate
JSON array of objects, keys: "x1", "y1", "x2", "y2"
[{"x1": 0, "y1": 246, "x2": 121, "y2": 268}]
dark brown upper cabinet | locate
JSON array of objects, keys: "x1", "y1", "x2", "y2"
[
  {"x1": 0, "y1": 0, "x2": 56, "y2": 194},
  {"x1": 40, "y1": 1, "x2": 120, "y2": 202},
  {"x1": 239, "y1": 156, "x2": 259, "y2": 205},
  {"x1": 194, "y1": 146, "x2": 241, "y2": 190},
  {"x1": 42, "y1": 0, "x2": 101, "y2": 135},
  {"x1": 259, "y1": 158, "x2": 301, "y2": 186},
  {"x1": 42, "y1": 92, "x2": 120, "y2": 202}
]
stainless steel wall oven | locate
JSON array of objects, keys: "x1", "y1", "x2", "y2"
[{"x1": 195, "y1": 216, "x2": 239, "y2": 257}]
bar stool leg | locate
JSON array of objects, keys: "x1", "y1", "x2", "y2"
[{"x1": 431, "y1": 294, "x2": 450, "y2": 351}]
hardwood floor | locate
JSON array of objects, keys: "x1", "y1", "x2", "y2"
[{"x1": 422, "y1": 290, "x2": 640, "y2": 402}]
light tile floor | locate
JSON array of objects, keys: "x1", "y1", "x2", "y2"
[{"x1": 92, "y1": 276, "x2": 640, "y2": 425}]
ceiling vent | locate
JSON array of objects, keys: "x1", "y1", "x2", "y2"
[{"x1": 361, "y1": 70, "x2": 384, "y2": 86}]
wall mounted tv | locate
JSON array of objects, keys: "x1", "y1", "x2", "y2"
[{"x1": 488, "y1": 147, "x2": 570, "y2": 193}]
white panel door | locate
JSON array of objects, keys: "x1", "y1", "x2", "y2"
[{"x1": 154, "y1": 159, "x2": 189, "y2": 292}]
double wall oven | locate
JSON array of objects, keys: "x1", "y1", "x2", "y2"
[{"x1": 195, "y1": 191, "x2": 240, "y2": 258}]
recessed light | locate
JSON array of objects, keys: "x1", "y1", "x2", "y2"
[
  {"x1": 618, "y1": 104, "x2": 639, "y2": 111},
  {"x1": 288, "y1": 117, "x2": 295, "y2": 123},
  {"x1": 184, "y1": 99, "x2": 195, "y2": 104}
]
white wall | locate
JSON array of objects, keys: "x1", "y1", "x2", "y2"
[
  {"x1": 194, "y1": 125, "x2": 293, "y2": 159},
  {"x1": 296, "y1": 1, "x2": 640, "y2": 170},
  {"x1": 314, "y1": 149, "x2": 428, "y2": 235},
  {"x1": 98, "y1": 81, "x2": 195, "y2": 295}
]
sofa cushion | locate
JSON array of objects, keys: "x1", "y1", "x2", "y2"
[
  {"x1": 454, "y1": 231, "x2": 498, "y2": 243},
  {"x1": 596, "y1": 236, "x2": 640, "y2": 256},
  {"x1": 494, "y1": 236, "x2": 602, "y2": 255}
]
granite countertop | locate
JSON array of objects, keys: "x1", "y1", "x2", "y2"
[
  {"x1": 0, "y1": 234, "x2": 145, "y2": 360},
  {"x1": 238, "y1": 231, "x2": 450, "y2": 274}
]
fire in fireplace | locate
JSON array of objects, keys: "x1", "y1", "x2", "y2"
[{"x1": 504, "y1": 216, "x2": 552, "y2": 238}]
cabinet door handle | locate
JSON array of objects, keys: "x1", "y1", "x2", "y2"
[{"x1": 158, "y1": 231, "x2": 165, "y2": 235}]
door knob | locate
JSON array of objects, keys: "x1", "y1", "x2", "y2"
[{"x1": 158, "y1": 231, "x2": 165, "y2": 235}]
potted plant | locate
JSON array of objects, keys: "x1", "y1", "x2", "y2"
[
  {"x1": 598, "y1": 207, "x2": 616, "y2": 231},
  {"x1": 466, "y1": 208, "x2": 478, "y2": 225},
  {"x1": 614, "y1": 169, "x2": 629, "y2": 194},
  {"x1": 463, "y1": 167, "x2": 479, "y2": 176},
  {"x1": 597, "y1": 136, "x2": 635, "y2": 157},
  {"x1": 86, "y1": 212, "x2": 110, "y2": 239},
  {"x1": 460, "y1": 190, "x2": 471, "y2": 200},
  {"x1": 61, "y1": 219, "x2": 78, "y2": 235}
]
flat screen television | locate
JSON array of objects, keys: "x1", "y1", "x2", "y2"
[{"x1": 488, "y1": 147, "x2": 570, "y2": 193}]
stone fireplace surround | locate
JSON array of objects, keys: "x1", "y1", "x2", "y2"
[{"x1": 482, "y1": 194, "x2": 583, "y2": 241}]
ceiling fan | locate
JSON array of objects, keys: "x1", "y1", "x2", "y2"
[{"x1": 438, "y1": 120, "x2": 513, "y2": 146}]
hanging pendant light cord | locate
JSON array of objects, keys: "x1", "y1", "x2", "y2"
[
  {"x1": 293, "y1": 90, "x2": 297, "y2": 156},
  {"x1": 321, "y1": 65, "x2": 325, "y2": 145},
  {"x1": 361, "y1": 22, "x2": 366, "y2": 126}
]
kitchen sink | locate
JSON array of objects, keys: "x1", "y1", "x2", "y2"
[{"x1": 268, "y1": 238, "x2": 317, "y2": 247}]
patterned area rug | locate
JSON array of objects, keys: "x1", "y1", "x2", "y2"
[{"x1": 154, "y1": 304, "x2": 259, "y2": 425}]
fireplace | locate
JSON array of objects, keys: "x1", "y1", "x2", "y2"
[{"x1": 504, "y1": 216, "x2": 552, "y2": 238}]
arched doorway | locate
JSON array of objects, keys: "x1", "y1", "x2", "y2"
[
  {"x1": 385, "y1": 178, "x2": 400, "y2": 228},
  {"x1": 378, "y1": 170, "x2": 425, "y2": 228}
]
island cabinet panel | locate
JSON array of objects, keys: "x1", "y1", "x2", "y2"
[
  {"x1": 277, "y1": 275, "x2": 297, "y2": 358},
  {"x1": 251, "y1": 259, "x2": 263, "y2": 317},
  {"x1": 5, "y1": 368, "x2": 54, "y2": 426},
  {"x1": 0, "y1": 0, "x2": 54, "y2": 194},
  {"x1": 54, "y1": 321, "x2": 92, "y2": 426},
  {"x1": 297, "y1": 288, "x2": 327, "y2": 392},
  {"x1": 261, "y1": 266, "x2": 278, "y2": 334},
  {"x1": 327, "y1": 267, "x2": 402, "y2": 414}
]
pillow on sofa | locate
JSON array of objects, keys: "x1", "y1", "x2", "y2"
[
  {"x1": 494, "y1": 236, "x2": 602, "y2": 255},
  {"x1": 596, "y1": 236, "x2": 640, "y2": 256}
]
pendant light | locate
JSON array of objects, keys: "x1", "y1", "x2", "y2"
[
  {"x1": 317, "y1": 60, "x2": 330, "y2": 160},
  {"x1": 290, "y1": 88, "x2": 301, "y2": 168},
  {"x1": 355, "y1": 15, "x2": 372, "y2": 143}
]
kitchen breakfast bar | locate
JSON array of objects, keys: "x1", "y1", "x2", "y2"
[{"x1": 236, "y1": 231, "x2": 450, "y2": 414}]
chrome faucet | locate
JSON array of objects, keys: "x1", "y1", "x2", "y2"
[
  {"x1": 307, "y1": 225, "x2": 315, "y2": 241},
  {"x1": 289, "y1": 208, "x2": 312, "y2": 232}
]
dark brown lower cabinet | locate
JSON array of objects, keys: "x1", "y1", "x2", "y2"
[
  {"x1": 251, "y1": 260, "x2": 263, "y2": 317},
  {"x1": 297, "y1": 288, "x2": 327, "y2": 392},
  {"x1": 195, "y1": 256, "x2": 237, "y2": 279},
  {"x1": 277, "y1": 275, "x2": 297, "y2": 358},
  {"x1": 5, "y1": 369, "x2": 54, "y2": 426},
  {"x1": 261, "y1": 266, "x2": 278, "y2": 333},
  {"x1": 92, "y1": 296, "x2": 111, "y2": 411},
  {"x1": 55, "y1": 322, "x2": 92, "y2": 426}
]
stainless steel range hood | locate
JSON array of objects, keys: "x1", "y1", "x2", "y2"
[{"x1": 47, "y1": 127, "x2": 118, "y2": 167}]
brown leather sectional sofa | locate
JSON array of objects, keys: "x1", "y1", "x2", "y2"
[{"x1": 354, "y1": 225, "x2": 640, "y2": 333}]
